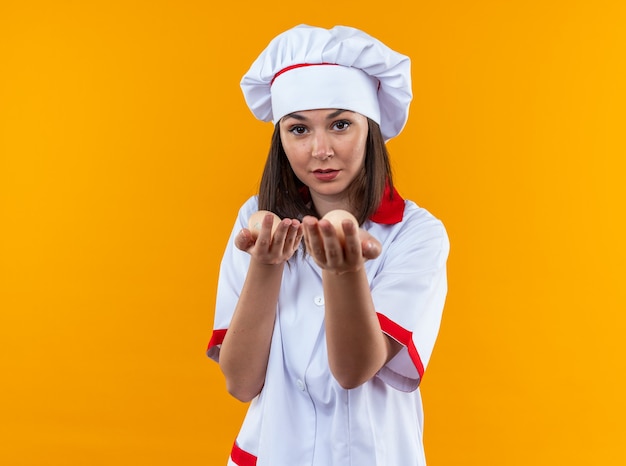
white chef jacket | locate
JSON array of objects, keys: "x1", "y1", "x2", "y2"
[{"x1": 207, "y1": 190, "x2": 449, "y2": 466}]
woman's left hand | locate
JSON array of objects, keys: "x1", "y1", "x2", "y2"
[{"x1": 302, "y1": 216, "x2": 381, "y2": 274}]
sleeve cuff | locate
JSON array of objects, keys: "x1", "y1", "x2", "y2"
[
  {"x1": 206, "y1": 328, "x2": 227, "y2": 362},
  {"x1": 376, "y1": 313, "x2": 425, "y2": 392}
]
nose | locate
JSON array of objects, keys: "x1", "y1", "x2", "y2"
[{"x1": 311, "y1": 132, "x2": 333, "y2": 160}]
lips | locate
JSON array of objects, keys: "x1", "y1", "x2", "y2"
[{"x1": 313, "y1": 169, "x2": 339, "y2": 181}]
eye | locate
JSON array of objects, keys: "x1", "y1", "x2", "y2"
[
  {"x1": 332, "y1": 120, "x2": 351, "y2": 131},
  {"x1": 288, "y1": 125, "x2": 308, "y2": 135}
]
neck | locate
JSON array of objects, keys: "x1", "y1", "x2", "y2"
[{"x1": 310, "y1": 193, "x2": 354, "y2": 218}]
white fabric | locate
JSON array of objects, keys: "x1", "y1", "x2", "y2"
[
  {"x1": 209, "y1": 196, "x2": 449, "y2": 466},
  {"x1": 271, "y1": 64, "x2": 381, "y2": 129},
  {"x1": 240, "y1": 24, "x2": 412, "y2": 140}
]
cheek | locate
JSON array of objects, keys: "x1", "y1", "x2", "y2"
[
  {"x1": 280, "y1": 134, "x2": 305, "y2": 160},
  {"x1": 279, "y1": 127, "x2": 297, "y2": 154},
  {"x1": 348, "y1": 141, "x2": 367, "y2": 166},
  {"x1": 282, "y1": 145, "x2": 309, "y2": 181},
  {"x1": 348, "y1": 129, "x2": 368, "y2": 164},
  {"x1": 283, "y1": 142, "x2": 308, "y2": 166}
]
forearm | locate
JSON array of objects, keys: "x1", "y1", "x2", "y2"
[
  {"x1": 219, "y1": 260, "x2": 284, "y2": 401},
  {"x1": 323, "y1": 268, "x2": 393, "y2": 389}
]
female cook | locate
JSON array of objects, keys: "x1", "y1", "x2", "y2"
[{"x1": 207, "y1": 24, "x2": 449, "y2": 466}]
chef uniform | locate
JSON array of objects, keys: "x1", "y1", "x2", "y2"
[{"x1": 207, "y1": 25, "x2": 450, "y2": 466}]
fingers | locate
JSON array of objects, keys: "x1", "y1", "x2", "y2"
[
  {"x1": 303, "y1": 216, "x2": 382, "y2": 270},
  {"x1": 272, "y1": 218, "x2": 302, "y2": 256},
  {"x1": 252, "y1": 213, "x2": 279, "y2": 246},
  {"x1": 340, "y1": 219, "x2": 362, "y2": 258},
  {"x1": 287, "y1": 221, "x2": 305, "y2": 255},
  {"x1": 239, "y1": 214, "x2": 303, "y2": 264},
  {"x1": 302, "y1": 216, "x2": 327, "y2": 259},
  {"x1": 240, "y1": 213, "x2": 380, "y2": 266},
  {"x1": 303, "y1": 217, "x2": 361, "y2": 272}
]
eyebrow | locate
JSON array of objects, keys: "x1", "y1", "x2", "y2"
[{"x1": 283, "y1": 109, "x2": 351, "y2": 121}]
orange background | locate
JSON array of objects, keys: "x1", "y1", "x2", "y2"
[{"x1": 1, "y1": 1, "x2": 625, "y2": 465}]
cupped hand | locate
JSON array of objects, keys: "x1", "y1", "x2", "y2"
[
  {"x1": 302, "y1": 216, "x2": 381, "y2": 274},
  {"x1": 235, "y1": 213, "x2": 303, "y2": 265}
]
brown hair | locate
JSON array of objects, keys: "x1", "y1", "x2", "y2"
[{"x1": 258, "y1": 118, "x2": 394, "y2": 226}]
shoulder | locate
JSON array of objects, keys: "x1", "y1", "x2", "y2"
[
  {"x1": 233, "y1": 196, "x2": 260, "y2": 225},
  {"x1": 401, "y1": 201, "x2": 448, "y2": 245},
  {"x1": 402, "y1": 200, "x2": 445, "y2": 226},
  {"x1": 366, "y1": 200, "x2": 449, "y2": 268},
  {"x1": 240, "y1": 195, "x2": 260, "y2": 214},
  {"x1": 368, "y1": 200, "x2": 447, "y2": 242}
]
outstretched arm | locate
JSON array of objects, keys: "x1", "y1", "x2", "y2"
[
  {"x1": 302, "y1": 216, "x2": 402, "y2": 389},
  {"x1": 219, "y1": 213, "x2": 303, "y2": 402}
]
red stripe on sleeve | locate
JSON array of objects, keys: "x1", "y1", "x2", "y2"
[
  {"x1": 231, "y1": 440, "x2": 257, "y2": 466},
  {"x1": 376, "y1": 313, "x2": 425, "y2": 378},
  {"x1": 207, "y1": 329, "x2": 227, "y2": 352}
]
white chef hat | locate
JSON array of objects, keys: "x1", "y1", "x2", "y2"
[{"x1": 240, "y1": 24, "x2": 412, "y2": 140}]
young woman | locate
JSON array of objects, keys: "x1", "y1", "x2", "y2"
[{"x1": 207, "y1": 24, "x2": 449, "y2": 466}]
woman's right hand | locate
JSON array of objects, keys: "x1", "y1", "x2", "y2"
[{"x1": 235, "y1": 213, "x2": 303, "y2": 265}]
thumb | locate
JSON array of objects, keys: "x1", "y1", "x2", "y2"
[
  {"x1": 359, "y1": 229, "x2": 382, "y2": 260},
  {"x1": 362, "y1": 239, "x2": 382, "y2": 260},
  {"x1": 235, "y1": 228, "x2": 256, "y2": 252}
]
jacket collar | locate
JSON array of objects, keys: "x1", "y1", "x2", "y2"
[{"x1": 369, "y1": 184, "x2": 405, "y2": 224}]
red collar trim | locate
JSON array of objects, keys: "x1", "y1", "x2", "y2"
[
  {"x1": 369, "y1": 184, "x2": 405, "y2": 224},
  {"x1": 297, "y1": 184, "x2": 405, "y2": 225}
]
